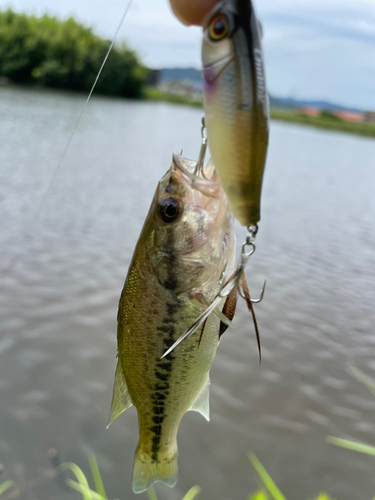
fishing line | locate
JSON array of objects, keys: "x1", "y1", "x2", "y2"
[
  {"x1": 4, "y1": 0, "x2": 134, "y2": 273},
  {"x1": 33, "y1": 0, "x2": 134, "y2": 224}
]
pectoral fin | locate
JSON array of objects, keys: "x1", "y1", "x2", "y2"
[
  {"x1": 191, "y1": 292, "x2": 235, "y2": 329},
  {"x1": 107, "y1": 361, "x2": 133, "y2": 428},
  {"x1": 188, "y1": 376, "x2": 210, "y2": 421}
]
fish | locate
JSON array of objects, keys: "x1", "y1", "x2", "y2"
[
  {"x1": 201, "y1": 0, "x2": 269, "y2": 227},
  {"x1": 108, "y1": 154, "x2": 236, "y2": 493}
]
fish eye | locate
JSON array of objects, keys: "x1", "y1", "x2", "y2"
[
  {"x1": 157, "y1": 197, "x2": 183, "y2": 224},
  {"x1": 209, "y1": 14, "x2": 229, "y2": 42}
]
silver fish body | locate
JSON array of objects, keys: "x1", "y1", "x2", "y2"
[
  {"x1": 202, "y1": 0, "x2": 269, "y2": 226},
  {"x1": 109, "y1": 155, "x2": 236, "y2": 493}
]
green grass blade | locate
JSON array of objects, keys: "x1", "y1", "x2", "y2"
[
  {"x1": 327, "y1": 436, "x2": 375, "y2": 456},
  {"x1": 60, "y1": 462, "x2": 93, "y2": 500},
  {"x1": 248, "y1": 453, "x2": 287, "y2": 500},
  {"x1": 0, "y1": 481, "x2": 13, "y2": 497},
  {"x1": 182, "y1": 485, "x2": 201, "y2": 500},
  {"x1": 147, "y1": 486, "x2": 158, "y2": 500},
  {"x1": 67, "y1": 479, "x2": 105, "y2": 500},
  {"x1": 249, "y1": 491, "x2": 268, "y2": 500},
  {"x1": 89, "y1": 455, "x2": 107, "y2": 499},
  {"x1": 349, "y1": 363, "x2": 375, "y2": 398}
]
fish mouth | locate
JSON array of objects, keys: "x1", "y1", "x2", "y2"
[
  {"x1": 202, "y1": 55, "x2": 234, "y2": 85},
  {"x1": 172, "y1": 153, "x2": 221, "y2": 199}
]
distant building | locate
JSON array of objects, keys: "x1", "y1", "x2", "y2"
[
  {"x1": 333, "y1": 111, "x2": 364, "y2": 123},
  {"x1": 364, "y1": 111, "x2": 375, "y2": 124},
  {"x1": 299, "y1": 106, "x2": 320, "y2": 117}
]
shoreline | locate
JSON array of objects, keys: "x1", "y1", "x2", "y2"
[
  {"x1": 271, "y1": 109, "x2": 375, "y2": 139},
  {"x1": 3, "y1": 83, "x2": 375, "y2": 139},
  {"x1": 145, "y1": 87, "x2": 375, "y2": 139}
]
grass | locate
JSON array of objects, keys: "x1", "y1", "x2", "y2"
[
  {"x1": 53, "y1": 454, "x2": 333, "y2": 500},
  {"x1": 143, "y1": 87, "x2": 375, "y2": 139},
  {"x1": 0, "y1": 481, "x2": 13, "y2": 497},
  {"x1": 249, "y1": 362, "x2": 375, "y2": 500},
  {"x1": 327, "y1": 363, "x2": 375, "y2": 458},
  {"x1": 248, "y1": 453, "x2": 286, "y2": 500},
  {"x1": 327, "y1": 436, "x2": 375, "y2": 456},
  {"x1": 248, "y1": 454, "x2": 331, "y2": 500},
  {"x1": 59, "y1": 456, "x2": 201, "y2": 500},
  {"x1": 143, "y1": 87, "x2": 203, "y2": 108},
  {"x1": 2, "y1": 363, "x2": 374, "y2": 500}
]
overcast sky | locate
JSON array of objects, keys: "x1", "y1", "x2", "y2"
[{"x1": 2, "y1": 0, "x2": 375, "y2": 110}]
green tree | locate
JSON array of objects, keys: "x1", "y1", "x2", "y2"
[{"x1": 0, "y1": 8, "x2": 147, "y2": 97}]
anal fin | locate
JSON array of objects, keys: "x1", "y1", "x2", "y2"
[
  {"x1": 107, "y1": 361, "x2": 133, "y2": 428},
  {"x1": 188, "y1": 376, "x2": 210, "y2": 421}
]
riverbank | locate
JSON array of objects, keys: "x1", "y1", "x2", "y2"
[
  {"x1": 144, "y1": 86, "x2": 203, "y2": 107},
  {"x1": 144, "y1": 87, "x2": 375, "y2": 139},
  {"x1": 271, "y1": 108, "x2": 375, "y2": 139}
]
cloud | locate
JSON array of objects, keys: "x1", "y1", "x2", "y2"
[
  {"x1": 256, "y1": 0, "x2": 375, "y2": 108},
  {"x1": 1, "y1": 0, "x2": 374, "y2": 108},
  {"x1": 0, "y1": 0, "x2": 203, "y2": 68}
]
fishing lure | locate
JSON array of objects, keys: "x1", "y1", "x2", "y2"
[
  {"x1": 161, "y1": 121, "x2": 266, "y2": 361},
  {"x1": 202, "y1": 0, "x2": 269, "y2": 227},
  {"x1": 162, "y1": 0, "x2": 269, "y2": 359}
]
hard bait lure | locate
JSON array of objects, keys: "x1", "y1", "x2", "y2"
[{"x1": 202, "y1": 0, "x2": 269, "y2": 227}]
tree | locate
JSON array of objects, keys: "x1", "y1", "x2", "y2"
[{"x1": 0, "y1": 9, "x2": 147, "y2": 97}]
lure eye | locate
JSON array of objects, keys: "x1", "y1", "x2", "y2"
[
  {"x1": 157, "y1": 197, "x2": 183, "y2": 224},
  {"x1": 209, "y1": 15, "x2": 229, "y2": 42}
]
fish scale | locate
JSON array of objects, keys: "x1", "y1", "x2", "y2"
[{"x1": 108, "y1": 155, "x2": 236, "y2": 493}]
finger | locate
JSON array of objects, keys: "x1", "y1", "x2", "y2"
[{"x1": 169, "y1": 0, "x2": 218, "y2": 26}]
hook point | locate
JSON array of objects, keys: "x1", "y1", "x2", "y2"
[{"x1": 250, "y1": 279, "x2": 266, "y2": 304}]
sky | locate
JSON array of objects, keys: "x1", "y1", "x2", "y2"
[{"x1": 2, "y1": 0, "x2": 375, "y2": 110}]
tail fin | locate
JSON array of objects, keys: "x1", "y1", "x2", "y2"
[{"x1": 132, "y1": 444, "x2": 178, "y2": 494}]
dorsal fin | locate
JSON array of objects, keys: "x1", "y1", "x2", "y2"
[
  {"x1": 107, "y1": 361, "x2": 133, "y2": 428},
  {"x1": 188, "y1": 376, "x2": 210, "y2": 421}
]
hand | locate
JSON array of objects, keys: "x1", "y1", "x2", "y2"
[{"x1": 169, "y1": 0, "x2": 219, "y2": 26}]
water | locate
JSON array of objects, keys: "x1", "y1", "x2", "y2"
[{"x1": 1, "y1": 86, "x2": 375, "y2": 500}]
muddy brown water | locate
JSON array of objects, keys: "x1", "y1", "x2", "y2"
[{"x1": 1, "y1": 86, "x2": 375, "y2": 500}]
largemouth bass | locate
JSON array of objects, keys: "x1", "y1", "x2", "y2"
[
  {"x1": 109, "y1": 154, "x2": 236, "y2": 493},
  {"x1": 202, "y1": 0, "x2": 269, "y2": 227}
]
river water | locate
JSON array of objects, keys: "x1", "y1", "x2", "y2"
[{"x1": 1, "y1": 86, "x2": 375, "y2": 500}]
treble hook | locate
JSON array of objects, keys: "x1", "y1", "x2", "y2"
[
  {"x1": 238, "y1": 280, "x2": 267, "y2": 303},
  {"x1": 237, "y1": 224, "x2": 266, "y2": 303},
  {"x1": 194, "y1": 116, "x2": 208, "y2": 178},
  {"x1": 159, "y1": 222, "x2": 267, "y2": 360}
]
